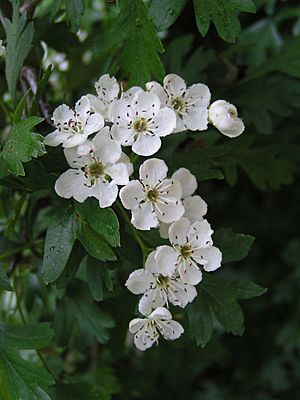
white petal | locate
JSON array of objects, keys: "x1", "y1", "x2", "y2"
[
  {"x1": 44, "y1": 130, "x2": 69, "y2": 146},
  {"x1": 62, "y1": 133, "x2": 89, "y2": 148},
  {"x1": 150, "y1": 107, "x2": 176, "y2": 137},
  {"x1": 178, "y1": 260, "x2": 202, "y2": 285},
  {"x1": 217, "y1": 117, "x2": 245, "y2": 138},
  {"x1": 129, "y1": 318, "x2": 146, "y2": 334},
  {"x1": 119, "y1": 181, "x2": 145, "y2": 209},
  {"x1": 125, "y1": 269, "x2": 154, "y2": 294},
  {"x1": 173, "y1": 115, "x2": 187, "y2": 133},
  {"x1": 183, "y1": 106, "x2": 209, "y2": 131},
  {"x1": 105, "y1": 163, "x2": 130, "y2": 185},
  {"x1": 158, "y1": 222, "x2": 170, "y2": 239},
  {"x1": 54, "y1": 169, "x2": 89, "y2": 203},
  {"x1": 77, "y1": 140, "x2": 95, "y2": 156},
  {"x1": 169, "y1": 279, "x2": 197, "y2": 308},
  {"x1": 138, "y1": 289, "x2": 164, "y2": 316},
  {"x1": 93, "y1": 131, "x2": 121, "y2": 164},
  {"x1": 132, "y1": 134, "x2": 161, "y2": 156},
  {"x1": 118, "y1": 152, "x2": 134, "y2": 176},
  {"x1": 160, "y1": 178, "x2": 183, "y2": 205},
  {"x1": 85, "y1": 113, "x2": 104, "y2": 134},
  {"x1": 131, "y1": 91, "x2": 160, "y2": 115},
  {"x1": 64, "y1": 147, "x2": 91, "y2": 168},
  {"x1": 52, "y1": 104, "x2": 74, "y2": 126},
  {"x1": 186, "y1": 83, "x2": 211, "y2": 107},
  {"x1": 133, "y1": 325, "x2": 158, "y2": 351},
  {"x1": 109, "y1": 98, "x2": 131, "y2": 123},
  {"x1": 154, "y1": 245, "x2": 178, "y2": 276},
  {"x1": 86, "y1": 94, "x2": 105, "y2": 115},
  {"x1": 145, "y1": 250, "x2": 157, "y2": 273},
  {"x1": 122, "y1": 86, "x2": 143, "y2": 100},
  {"x1": 75, "y1": 95, "x2": 91, "y2": 125},
  {"x1": 164, "y1": 74, "x2": 186, "y2": 97},
  {"x1": 172, "y1": 168, "x2": 197, "y2": 198},
  {"x1": 157, "y1": 319, "x2": 184, "y2": 340},
  {"x1": 146, "y1": 81, "x2": 168, "y2": 105},
  {"x1": 150, "y1": 306, "x2": 172, "y2": 320},
  {"x1": 90, "y1": 180, "x2": 118, "y2": 208},
  {"x1": 168, "y1": 217, "x2": 190, "y2": 245},
  {"x1": 183, "y1": 195, "x2": 207, "y2": 222},
  {"x1": 194, "y1": 246, "x2": 222, "y2": 272},
  {"x1": 131, "y1": 202, "x2": 159, "y2": 230},
  {"x1": 139, "y1": 158, "x2": 168, "y2": 186},
  {"x1": 155, "y1": 201, "x2": 185, "y2": 224},
  {"x1": 188, "y1": 219, "x2": 213, "y2": 248},
  {"x1": 95, "y1": 74, "x2": 119, "y2": 101},
  {"x1": 111, "y1": 125, "x2": 135, "y2": 146}
]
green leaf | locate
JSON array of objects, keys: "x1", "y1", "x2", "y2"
[
  {"x1": 149, "y1": 0, "x2": 187, "y2": 31},
  {"x1": 49, "y1": 382, "x2": 110, "y2": 400},
  {"x1": 188, "y1": 274, "x2": 267, "y2": 346},
  {"x1": 77, "y1": 224, "x2": 116, "y2": 262},
  {"x1": 13, "y1": 89, "x2": 31, "y2": 123},
  {"x1": 0, "y1": 265, "x2": 12, "y2": 291},
  {"x1": 54, "y1": 284, "x2": 115, "y2": 348},
  {"x1": 0, "y1": 322, "x2": 54, "y2": 400},
  {"x1": 65, "y1": 0, "x2": 85, "y2": 33},
  {"x1": 193, "y1": 0, "x2": 256, "y2": 43},
  {"x1": 42, "y1": 206, "x2": 78, "y2": 284},
  {"x1": 214, "y1": 228, "x2": 255, "y2": 263},
  {"x1": 94, "y1": 0, "x2": 165, "y2": 86},
  {"x1": 3, "y1": 2, "x2": 34, "y2": 103},
  {"x1": 30, "y1": 66, "x2": 54, "y2": 116},
  {"x1": 86, "y1": 257, "x2": 114, "y2": 301},
  {"x1": 75, "y1": 199, "x2": 120, "y2": 247},
  {"x1": 1, "y1": 117, "x2": 45, "y2": 176}
]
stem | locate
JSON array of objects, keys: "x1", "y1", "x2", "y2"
[
  {"x1": 115, "y1": 200, "x2": 149, "y2": 264},
  {"x1": 13, "y1": 272, "x2": 57, "y2": 381}
]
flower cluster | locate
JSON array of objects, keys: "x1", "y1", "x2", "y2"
[{"x1": 44, "y1": 73, "x2": 245, "y2": 351}]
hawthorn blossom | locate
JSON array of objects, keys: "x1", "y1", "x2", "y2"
[
  {"x1": 168, "y1": 217, "x2": 222, "y2": 285},
  {"x1": 146, "y1": 73, "x2": 211, "y2": 133},
  {"x1": 119, "y1": 158, "x2": 184, "y2": 230},
  {"x1": 126, "y1": 247, "x2": 197, "y2": 315},
  {"x1": 44, "y1": 96, "x2": 104, "y2": 148},
  {"x1": 0, "y1": 40, "x2": 5, "y2": 57},
  {"x1": 129, "y1": 307, "x2": 184, "y2": 351},
  {"x1": 109, "y1": 90, "x2": 176, "y2": 156},
  {"x1": 159, "y1": 168, "x2": 208, "y2": 238},
  {"x1": 87, "y1": 74, "x2": 120, "y2": 120},
  {"x1": 209, "y1": 100, "x2": 245, "y2": 138},
  {"x1": 55, "y1": 127, "x2": 132, "y2": 208}
]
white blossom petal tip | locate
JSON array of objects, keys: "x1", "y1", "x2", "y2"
[{"x1": 209, "y1": 99, "x2": 245, "y2": 138}]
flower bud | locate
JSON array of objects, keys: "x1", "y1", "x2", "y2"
[{"x1": 209, "y1": 100, "x2": 245, "y2": 138}]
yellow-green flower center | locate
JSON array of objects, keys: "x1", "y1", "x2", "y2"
[
  {"x1": 133, "y1": 117, "x2": 148, "y2": 133},
  {"x1": 156, "y1": 275, "x2": 169, "y2": 288},
  {"x1": 147, "y1": 188, "x2": 159, "y2": 202},
  {"x1": 180, "y1": 244, "x2": 193, "y2": 259},
  {"x1": 171, "y1": 97, "x2": 185, "y2": 112},
  {"x1": 86, "y1": 162, "x2": 105, "y2": 178},
  {"x1": 68, "y1": 120, "x2": 82, "y2": 133}
]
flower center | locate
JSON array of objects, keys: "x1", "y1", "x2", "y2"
[
  {"x1": 228, "y1": 108, "x2": 237, "y2": 118},
  {"x1": 68, "y1": 119, "x2": 83, "y2": 134},
  {"x1": 171, "y1": 97, "x2": 185, "y2": 112},
  {"x1": 133, "y1": 117, "x2": 148, "y2": 133},
  {"x1": 146, "y1": 188, "x2": 159, "y2": 202},
  {"x1": 156, "y1": 274, "x2": 169, "y2": 288},
  {"x1": 180, "y1": 244, "x2": 193, "y2": 259},
  {"x1": 86, "y1": 161, "x2": 105, "y2": 178}
]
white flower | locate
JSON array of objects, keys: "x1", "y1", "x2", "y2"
[
  {"x1": 54, "y1": 127, "x2": 132, "y2": 208},
  {"x1": 119, "y1": 158, "x2": 185, "y2": 230},
  {"x1": 87, "y1": 74, "x2": 120, "y2": 120},
  {"x1": 109, "y1": 90, "x2": 176, "y2": 156},
  {"x1": 126, "y1": 246, "x2": 197, "y2": 315},
  {"x1": 146, "y1": 73, "x2": 211, "y2": 133},
  {"x1": 129, "y1": 307, "x2": 184, "y2": 351},
  {"x1": 209, "y1": 100, "x2": 245, "y2": 138},
  {"x1": 159, "y1": 168, "x2": 208, "y2": 238},
  {"x1": 0, "y1": 40, "x2": 5, "y2": 57},
  {"x1": 168, "y1": 217, "x2": 222, "y2": 285},
  {"x1": 44, "y1": 96, "x2": 104, "y2": 148}
]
